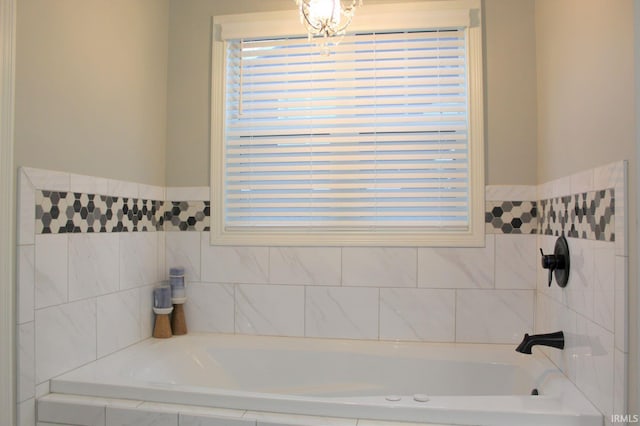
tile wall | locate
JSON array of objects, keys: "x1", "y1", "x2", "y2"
[
  {"x1": 16, "y1": 168, "x2": 166, "y2": 426},
  {"x1": 534, "y1": 161, "x2": 628, "y2": 426},
  {"x1": 165, "y1": 186, "x2": 537, "y2": 345},
  {"x1": 16, "y1": 162, "x2": 629, "y2": 426}
]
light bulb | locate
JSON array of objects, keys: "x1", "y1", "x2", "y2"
[{"x1": 308, "y1": 0, "x2": 341, "y2": 27}]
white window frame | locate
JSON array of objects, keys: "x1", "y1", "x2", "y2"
[{"x1": 211, "y1": 0, "x2": 484, "y2": 247}]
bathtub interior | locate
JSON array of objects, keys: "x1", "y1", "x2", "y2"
[
  {"x1": 133, "y1": 349, "x2": 531, "y2": 397},
  {"x1": 56, "y1": 333, "x2": 537, "y2": 397}
]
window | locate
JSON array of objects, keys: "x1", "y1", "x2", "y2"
[{"x1": 211, "y1": 1, "x2": 484, "y2": 246}]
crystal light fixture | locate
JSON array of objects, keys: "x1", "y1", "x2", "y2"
[{"x1": 296, "y1": 0, "x2": 362, "y2": 51}]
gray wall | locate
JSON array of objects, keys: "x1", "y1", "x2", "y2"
[
  {"x1": 14, "y1": 0, "x2": 169, "y2": 186},
  {"x1": 13, "y1": 0, "x2": 540, "y2": 186},
  {"x1": 484, "y1": 0, "x2": 537, "y2": 185},
  {"x1": 166, "y1": 0, "x2": 538, "y2": 186}
]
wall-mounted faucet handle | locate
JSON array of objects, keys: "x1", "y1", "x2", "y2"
[
  {"x1": 540, "y1": 235, "x2": 570, "y2": 288},
  {"x1": 540, "y1": 248, "x2": 565, "y2": 286}
]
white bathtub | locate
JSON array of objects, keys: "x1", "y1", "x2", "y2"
[{"x1": 51, "y1": 333, "x2": 602, "y2": 426}]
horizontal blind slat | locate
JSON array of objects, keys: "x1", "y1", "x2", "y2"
[
  {"x1": 224, "y1": 29, "x2": 469, "y2": 230},
  {"x1": 226, "y1": 133, "x2": 467, "y2": 145},
  {"x1": 227, "y1": 97, "x2": 467, "y2": 112},
  {"x1": 226, "y1": 125, "x2": 468, "y2": 138},
  {"x1": 227, "y1": 142, "x2": 466, "y2": 154}
]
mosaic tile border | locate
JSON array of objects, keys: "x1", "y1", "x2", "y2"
[
  {"x1": 485, "y1": 201, "x2": 537, "y2": 234},
  {"x1": 35, "y1": 191, "x2": 211, "y2": 233},
  {"x1": 35, "y1": 188, "x2": 615, "y2": 240},
  {"x1": 36, "y1": 190, "x2": 538, "y2": 235},
  {"x1": 537, "y1": 188, "x2": 615, "y2": 242},
  {"x1": 35, "y1": 191, "x2": 164, "y2": 233},
  {"x1": 163, "y1": 201, "x2": 210, "y2": 232}
]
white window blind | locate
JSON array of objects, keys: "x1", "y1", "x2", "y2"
[{"x1": 223, "y1": 30, "x2": 470, "y2": 231}]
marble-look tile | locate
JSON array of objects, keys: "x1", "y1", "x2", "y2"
[
  {"x1": 37, "y1": 393, "x2": 106, "y2": 426},
  {"x1": 135, "y1": 402, "x2": 247, "y2": 426},
  {"x1": 18, "y1": 168, "x2": 36, "y2": 245},
  {"x1": 138, "y1": 183, "x2": 165, "y2": 201},
  {"x1": 270, "y1": 247, "x2": 341, "y2": 286},
  {"x1": 68, "y1": 233, "x2": 119, "y2": 301},
  {"x1": 535, "y1": 293, "x2": 578, "y2": 381},
  {"x1": 34, "y1": 234, "x2": 68, "y2": 309},
  {"x1": 614, "y1": 255, "x2": 628, "y2": 352},
  {"x1": 165, "y1": 186, "x2": 210, "y2": 201},
  {"x1": 592, "y1": 241, "x2": 615, "y2": 332},
  {"x1": 614, "y1": 349, "x2": 628, "y2": 419},
  {"x1": 180, "y1": 413, "x2": 255, "y2": 426},
  {"x1": 165, "y1": 232, "x2": 201, "y2": 282},
  {"x1": 18, "y1": 245, "x2": 35, "y2": 324},
  {"x1": 610, "y1": 162, "x2": 628, "y2": 257},
  {"x1": 18, "y1": 398, "x2": 35, "y2": 426},
  {"x1": 485, "y1": 185, "x2": 537, "y2": 201},
  {"x1": 244, "y1": 411, "x2": 356, "y2": 426},
  {"x1": 139, "y1": 284, "x2": 155, "y2": 339},
  {"x1": 97, "y1": 289, "x2": 141, "y2": 357},
  {"x1": 494, "y1": 234, "x2": 536, "y2": 289},
  {"x1": 119, "y1": 232, "x2": 158, "y2": 289},
  {"x1": 537, "y1": 181, "x2": 552, "y2": 204},
  {"x1": 305, "y1": 287, "x2": 379, "y2": 339},
  {"x1": 18, "y1": 322, "x2": 35, "y2": 403},
  {"x1": 545, "y1": 175, "x2": 571, "y2": 199},
  {"x1": 565, "y1": 238, "x2": 595, "y2": 321},
  {"x1": 186, "y1": 283, "x2": 235, "y2": 333},
  {"x1": 379, "y1": 288, "x2": 455, "y2": 342},
  {"x1": 236, "y1": 285, "x2": 304, "y2": 336},
  {"x1": 418, "y1": 236, "x2": 494, "y2": 289},
  {"x1": 35, "y1": 298, "x2": 97, "y2": 383},
  {"x1": 36, "y1": 382, "x2": 50, "y2": 398},
  {"x1": 201, "y1": 237, "x2": 269, "y2": 284},
  {"x1": 358, "y1": 421, "x2": 451, "y2": 426},
  {"x1": 456, "y1": 289, "x2": 534, "y2": 344},
  {"x1": 23, "y1": 167, "x2": 69, "y2": 191},
  {"x1": 106, "y1": 179, "x2": 139, "y2": 199},
  {"x1": 592, "y1": 161, "x2": 628, "y2": 257},
  {"x1": 103, "y1": 397, "x2": 143, "y2": 409},
  {"x1": 157, "y1": 231, "x2": 166, "y2": 282},
  {"x1": 575, "y1": 316, "x2": 614, "y2": 417},
  {"x1": 570, "y1": 169, "x2": 594, "y2": 196},
  {"x1": 69, "y1": 173, "x2": 109, "y2": 196},
  {"x1": 593, "y1": 161, "x2": 625, "y2": 191},
  {"x1": 107, "y1": 406, "x2": 178, "y2": 426},
  {"x1": 342, "y1": 247, "x2": 416, "y2": 287}
]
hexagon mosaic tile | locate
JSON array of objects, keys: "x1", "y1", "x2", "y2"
[
  {"x1": 485, "y1": 201, "x2": 537, "y2": 234},
  {"x1": 538, "y1": 189, "x2": 615, "y2": 241},
  {"x1": 163, "y1": 201, "x2": 210, "y2": 231},
  {"x1": 34, "y1": 188, "x2": 614, "y2": 241},
  {"x1": 35, "y1": 191, "x2": 210, "y2": 234}
]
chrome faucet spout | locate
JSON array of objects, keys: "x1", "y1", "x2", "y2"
[{"x1": 515, "y1": 331, "x2": 564, "y2": 354}]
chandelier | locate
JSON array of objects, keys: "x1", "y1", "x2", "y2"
[{"x1": 296, "y1": 0, "x2": 363, "y2": 50}]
